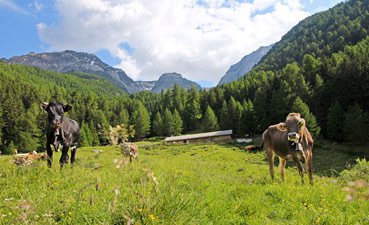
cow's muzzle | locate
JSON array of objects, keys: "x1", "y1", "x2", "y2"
[
  {"x1": 51, "y1": 121, "x2": 62, "y2": 129},
  {"x1": 288, "y1": 132, "x2": 300, "y2": 143}
]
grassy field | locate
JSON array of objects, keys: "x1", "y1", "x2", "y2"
[{"x1": 0, "y1": 141, "x2": 369, "y2": 224}]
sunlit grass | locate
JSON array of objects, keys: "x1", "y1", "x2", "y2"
[{"x1": 0, "y1": 142, "x2": 368, "y2": 224}]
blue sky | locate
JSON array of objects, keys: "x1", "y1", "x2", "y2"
[{"x1": 0, "y1": 0, "x2": 344, "y2": 86}]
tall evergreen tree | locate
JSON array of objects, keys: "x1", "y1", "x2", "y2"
[
  {"x1": 219, "y1": 100, "x2": 231, "y2": 130},
  {"x1": 16, "y1": 103, "x2": 41, "y2": 152},
  {"x1": 152, "y1": 112, "x2": 163, "y2": 136},
  {"x1": 80, "y1": 121, "x2": 93, "y2": 147},
  {"x1": 132, "y1": 101, "x2": 151, "y2": 140},
  {"x1": 118, "y1": 108, "x2": 130, "y2": 126},
  {"x1": 241, "y1": 100, "x2": 257, "y2": 136},
  {"x1": 228, "y1": 97, "x2": 243, "y2": 135},
  {"x1": 162, "y1": 108, "x2": 173, "y2": 136},
  {"x1": 343, "y1": 104, "x2": 369, "y2": 142},
  {"x1": 91, "y1": 110, "x2": 111, "y2": 145},
  {"x1": 291, "y1": 97, "x2": 321, "y2": 138},
  {"x1": 201, "y1": 106, "x2": 219, "y2": 132},
  {"x1": 326, "y1": 100, "x2": 345, "y2": 141},
  {"x1": 170, "y1": 109, "x2": 183, "y2": 136},
  {"x1": 89, "y1": 121, "x2": 100, "y2": 146},
  {"x1": 184, "y1": 85, "x2": 201, "y2": 132}
]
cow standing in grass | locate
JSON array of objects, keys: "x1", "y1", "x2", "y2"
[
  {"x1": 121, "y1": 142, "x2": 138, "y2": 163},
  {"x1": 259, "y1": 113, "x2": 314, "y2": 184},
  {"x1": 41, "y1": 102, "x2": 80, "y2": 168}
]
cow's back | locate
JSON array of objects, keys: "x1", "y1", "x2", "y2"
[
  {"x1": 61, "y1": 118, "x2": 80, "y2": 145},
  {"x1": 263, "y1": 124, "x2": 290, "y2": 157}
]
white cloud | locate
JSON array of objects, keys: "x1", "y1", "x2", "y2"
[
  {"x1": 37, "y1": 0, "x2": 309, "y2": 84},
  {"x1": 0, "y1": 0, "x2": 34, "y2": 16}
]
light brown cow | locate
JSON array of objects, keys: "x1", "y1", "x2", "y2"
[
  {"x1": 121, "y1": 142, "x2": 139, "y2": 163},
  {"x1": 262, "y1": 113, "x2": 314, "y2": 184}
]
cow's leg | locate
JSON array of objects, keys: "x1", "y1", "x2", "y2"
[
  {"x1": 70, "y1": 146, "x2": 77, "y2": 165},
  {"x1": 306, "y1": 150, "x2": 313, "y2": 185},
  {"x1": 279, "y1": 157, "x2": 286, "y2": 182},
  {"x1": 46, "y1": 142, "x2": 53, "y2": 168},
  {"x1": 129, "y1": 156, "x2": 132, "y2": 163},
  {"x1": 266, "y1": 147, "x2": 275, "y2": 181},
  {"x1": 293, "y1": 155, "x2": 305, "y2": 184},
  {"x1": 60, "y1": 144, "x2": 70, "y2": 167}
]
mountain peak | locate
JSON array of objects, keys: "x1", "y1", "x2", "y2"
[
  {"x1": 7, "y1": 51, "x2": 141, "y2": 93},
  {"x1": 151, "y1": 72, "x2": 201, "y2": 93},
  {"x1": 217, "y1": 44, "x2": 273, "y2": 85}
]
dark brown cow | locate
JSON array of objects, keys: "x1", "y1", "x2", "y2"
[{"x1": 262, "y1": 113, "x2": 314, "y2": 184}]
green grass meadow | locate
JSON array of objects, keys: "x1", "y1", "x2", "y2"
[{"x1": 1, "y1": 141, "x2": 369, "y2": 224}]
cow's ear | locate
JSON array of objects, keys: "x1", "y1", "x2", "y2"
[
  {"x1": 298, "y1": 119, "x2": 305, "y2": 128},
  {"x1": 276, "y1": 122, "x2": 287, "y2": 131},
  {"x1": 63, "y1": 104, "x2": 72, "y2": 112},
  {"x1": 40, "y1": 102, "x2": 48, "y2": 113}
]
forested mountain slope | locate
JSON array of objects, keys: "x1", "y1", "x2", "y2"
[
  {"x1": 7, "y1": 50, "x2": 141, "y2": 93},
  {"x1": 213, "y1": 0, "x2": 369, "y2": 142},
  {"x1": 255, "y1": 0, "x2": 369, "y2": 72},
  {"x1": 0, "y1": 62, "x2": 138, "y2": 153}
]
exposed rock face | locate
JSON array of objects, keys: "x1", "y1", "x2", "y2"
[
  {"x1": 136, "y1": 81, "x2": 156, "y2": 91},
  {"x1": 7, "y1": 51, "x2": 203, "y2": 93},
  {"x1": 217, "y1": 44, "x2": 273, "y2": 85},
  {"x1": 151, "y1": 73, "x2": 201, "y2": 93},
  {"x1": 7, "y1": 50, "x2": 141, "y2": 93}
]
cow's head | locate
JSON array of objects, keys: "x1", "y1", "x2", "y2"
[
  {"x1": 40, "y1": 102, "x2": 72, "y2": 129},
  {"x1": 278, "y1": 113, "x2": 306, "y2": 143},
  {"x1": 121, "y1": 143, "x2": 138, "y2": 158}
]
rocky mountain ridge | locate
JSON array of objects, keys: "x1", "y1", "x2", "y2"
[
  {"x1": 6, "y1": 51, "x2": 202, "y2": 93},
  {"x1": 217, "y1": 44, "x2": 273, "y2": 85}
]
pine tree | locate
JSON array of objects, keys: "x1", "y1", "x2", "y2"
[
  {"x1": 184, "y1": 85, "x2": 201, "y2": 132},
  {"x1": 172, "y1": 84, "x2": 184, "y2": 114},
  {"x1": 152, "y1": 112, "x2": 163, "y2": 136},
  {"x1": 162, "y1": 108, "x2": 173, "y2": 136},
  {"x1": 119, "y1": 108, "x2": 130, "y2": 126},
  {"x1": 170, "y1": 109, "x2": 183, "y2": 136},
  {"x1": 219, "y1": 100, "x2": 230, "y2": 130},
  {"x1": 228, "y1": 97, "x2": 243, "y2": 135},
  {"x1": 326, "y1": 100, "x2": 345, "y2": 141},
  {"x1": 16, "y1": 103, "x2": 41, "y2": 152},
  {"x1": 201, "y1": 106, "x2": 219, "y2": 132},
  {"x1": 80, "y1": 121, "x2": 93, "y2": 147},
  {"x1": 343, "y1": 104, "x2": 369, "y2": 143},
  {"x1": 291, "y1": 97, "x2": 321, "y2": 138},
  {"x1": 132, "y1": 101, "x2": 150, "y2": 140},
  {"x1": 91, "y1": 110, "x2": 110, "y2": 145},
  {"x1": 241, "y1": 100, "x2": 257, "y2": 136},
  {"x1": 89, "y1": 121, "x2": 100, "y2": 146}
]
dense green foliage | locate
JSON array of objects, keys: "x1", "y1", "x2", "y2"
[
  {"x1": 1, "y1": 142, "x2": 368, "y2": 224},
  {"x1": 0, "y1": 63, "x2": 141, "y2": 153},
  {"x1": 217, "y1": 0, "x2": 369, "y2": 142},
  {"x1": 1, "y1": 0, "x2": 369, "y2": 153}
]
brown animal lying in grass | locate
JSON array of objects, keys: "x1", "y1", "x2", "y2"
[{"x1": 13, "y1": 151, "x2": 48, "y2": 166}]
